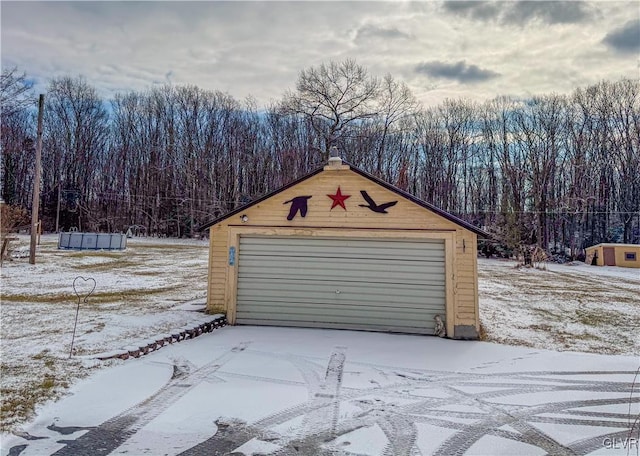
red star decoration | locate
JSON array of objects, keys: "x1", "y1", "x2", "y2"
[{"x1": 327, "y1": 186, "x2": 351, "y2": 211}]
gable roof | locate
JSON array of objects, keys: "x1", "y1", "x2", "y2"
[{"x1": 198, "y1": 162, "x2": 488, "y2": 237}]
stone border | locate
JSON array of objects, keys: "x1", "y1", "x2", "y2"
[{"x1": 96, "y1": 316, "x2": 228, "y2": 361}]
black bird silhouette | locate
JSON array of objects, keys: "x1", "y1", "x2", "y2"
[
  {"x1": 284, "y1": 196, "x2": 312, "y2": 220},
  {"x1": 358, "y1": 191, "x2": 397, "y2": 214}
]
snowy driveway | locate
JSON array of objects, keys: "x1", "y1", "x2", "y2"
[{"x1": 3, "y1": 326, "x2": 639, "y2": 456}]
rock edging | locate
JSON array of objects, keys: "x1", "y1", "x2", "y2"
[{"x1": 96, "y1": 316, "x2": 228, "y2": 361}]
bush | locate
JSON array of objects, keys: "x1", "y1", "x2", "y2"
[{"x1": 0, "y1": 203, "x2": 29, "y2": 240}]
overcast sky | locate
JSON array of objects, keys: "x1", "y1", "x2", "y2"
[{"x1": 2, "y1": 1, "x2": 638, "y2": 109}]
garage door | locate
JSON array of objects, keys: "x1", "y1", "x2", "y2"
[{"x1": 236, "y1": 236, "x2": 446, "y2": 334}]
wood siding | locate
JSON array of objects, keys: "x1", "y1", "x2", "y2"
[
  {"x1": 585, "y1": 244, "x2": 640, "y2": 268},
  {"x1": 207, "y1": 164, "x2": 480, "y2": 337}
]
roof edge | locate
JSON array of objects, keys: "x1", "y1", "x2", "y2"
[
  {"x1": 197, "y1": 166, "x2": 325, "y2": 231},
  {"x1": 346, "y1": 164, "x2": 489, "y2": 238},
  {"x1": 586, "y1": 243, "x2": 640, "y2": 248},
  {"x1": 198, "y1": 161, "x2": 489, "y2": 238}
]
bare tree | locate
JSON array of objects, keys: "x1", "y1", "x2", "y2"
[
  {"x1": 281, "y1": 59, "x2": 380, "y2": 160},
  {"x1": 512, "y1": 95, "x2": 565, "y2": 248},
  {"x1": 2, "y1": 61, "x2": 636, "y2": 247},
  {"x1": 1, "y1": 68, "x2": 34, "y2": 118},
  {"x1": 414, "y1": 108, "x2": 446, "y2": 208},
  {"x1": 606, "y1": 79, "x2": 640, "y2": 243},
  {"x1": 1, "y1": 68, "x2": 35, "y2": 205},
  {"x1": 43, "y1": 76, "x2": 109, "y2": 231},
  {"x1": 372, "y1": 74, "x2": 419, "y2": 175}
]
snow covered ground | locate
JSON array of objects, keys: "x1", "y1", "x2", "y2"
[
  {"x1": 1, "y1": 326, "x2": 638, "y2": 456},
  {"x1": 1, "y1": 234, "x2": 212, "y2": 432},
  {"x1": 1, "y1": 235, "x2": 639, "y2": 455},
  {"x1": 478, "y1": 258, "x2": 639, "y2": 355}
]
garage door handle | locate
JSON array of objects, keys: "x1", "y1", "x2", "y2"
[{"x1": 335, "y1": 290, "x2": 341, "y2": 294}]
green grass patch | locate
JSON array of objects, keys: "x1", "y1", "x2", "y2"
[
  {"x1": 65, "y1": 251, "x2": 126, "y2": 259},
  {"x1": 574, "y1": 308, "x2": 617, "y2": 327},
  {"x1": 32, "y1": 352, "x2": 58, "y2": 370},
  {"x1": 529, "y1": 323, "x2": 555, "y2": 332},
  {"x1": 71, "y1": 259, "x2": 140, "y2": 271},
  {"x1": 85, "y1": 322, "x2": 106, "y2": 334},
  {"x1": 131, "y1": 270, "x2": 164, "y2": 276},
  {"x1": 2, "y1": 286, "x2": 179, "y2": 304},
  {"x1": 131, "y1": 244, "x2": 205, "y2": 250},
  {"x1": 0, "y1": 367, "x2": 74, "y2": 432},
  {"x1": 531, "y1": 307, "x2": 562, "y2": 320},
  {"x1": 32, "y1": 349, "x2": 52, "y2": 361},
  {"x1": 571, "y1": 332, "x2": 601, "y2": 341}
]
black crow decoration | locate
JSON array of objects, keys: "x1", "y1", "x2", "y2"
[
  {"x1": 284, "y1": 196, "x2": 312, "y2": 220},
  {"x1": 359, "y1": 191, "x2": 397, "y2": 214}
]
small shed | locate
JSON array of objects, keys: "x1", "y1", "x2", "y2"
[
  {"x1": 199, "y1": 157, "x2": 487, "y2": 339},
  {"x1": 585, "y1": 243, "x2": 640, "y2": 268}
]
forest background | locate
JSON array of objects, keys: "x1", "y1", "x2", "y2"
[{"x1": 1, "y1": 60, "x2": 638, "y2": 259}]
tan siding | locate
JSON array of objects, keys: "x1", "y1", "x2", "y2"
[
  {"x1": 456, "y1": 314, "x2": 477, "y2": 326},
  {"x1": 457, "y1": 294, "x2": 477, "y2": 303},
  {"x1": 585, "y1": 244, "x2": 640, "y2": 268},
  {"x1": 616, "y1": 245, "x2": 640, "y2": 268},
  {"x1": 207, "y1": 225, "x2": 230, "y2": 313},
  {"x1": 452, "y1": 230, "x2": 477, "y2": 329},
  {"x1": 207, "y1": 166, "x2": 480, "y2": 336},
  {"x1": 230, "y1": 173, "x2": 458, "y2": 231}
]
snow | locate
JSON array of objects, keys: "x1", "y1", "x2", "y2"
[
  {"x1": 1, "y1": 234, "x2": 212, "y2": 431},
  {"x1": 478, "y1": 258, "x2": 640, "y2": 355},
  {"x1": 414, "y1": 423, "x2": 460, "y2": 455},
  {"x1": 486, "y1": 390, "x2": 631, "y2": 407},
  {"x1": 2, "y1": 326, "x2": 638, "y2": 455},
  {"x1": 529, "y1": 422, "x2": 625, "y2": 447},
  {"x1": 466, "y1": 434, "x2": 547, "y2": 456},
  {"x1": 39, "y1": 361, "x2": 174, "y2": 428},
  {"x1": 1, "y1": 237, "x2": 639, "y2": 455},
  {"x1": 233, "y1": 438, "x2": 282, "y2": 455},
  {"x1": 332, "y1": 423, "x2": 388, "y2": 454}
]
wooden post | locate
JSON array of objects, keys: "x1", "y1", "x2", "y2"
[
  {"x1": 55, "y1": 184, "x2": 61, "y2": 233},
  {"x1": 29, "y1": 94, "x2": 44, "y2": 265}
]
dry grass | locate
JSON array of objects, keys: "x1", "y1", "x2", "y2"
[
  {"x1": 0, "y1": 351, "x2": 85, "y2": 432},
  {"x1": 478, "y1": 258, "x2": 640, "y2": 355},
  {"x1": 0, "y1": 235, "x2": 210, "y2": 432},
  {"x1": 477, "y1": 321, "x2": 488, "y2": 341},
  {"x1": 1, "y1": 287, "x2": 181, "y2": 304}
]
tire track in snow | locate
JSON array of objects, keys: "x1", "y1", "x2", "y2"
[
  {"x1": 33, "y1": 343, "x2": 636, "y2": 456},
  {"x1": 179, "y1": 347, "x2": 347, "y2": 456},
  {"x1": 49, "y1": 341, "x2": 251, "y2": 456},
  {"x1": 178, "y1": 364, "x2": 640, "y2": 456}
]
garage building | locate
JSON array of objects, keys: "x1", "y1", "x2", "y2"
[
  {"x1": 585, "y1": 243, "x2": 640, "y2": 268},
  {"x1": 200, "y1": 157, "x2": 486, "y2": 339}
]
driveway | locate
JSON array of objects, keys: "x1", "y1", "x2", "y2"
[{"x1": 3, "y1": 326, "x2": 639, "y2": 456}]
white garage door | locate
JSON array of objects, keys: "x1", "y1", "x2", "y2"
[{"x1": 236, "y1": 236, "x2": 446, "y2": 334}]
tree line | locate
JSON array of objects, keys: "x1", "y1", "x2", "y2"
[{"x1": 1, "y1": 61, "x2": 638, "y2": 258}]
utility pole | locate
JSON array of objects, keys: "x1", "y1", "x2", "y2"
[
  {"x1": 55, "y1": 183, "x2": 61, "y2": 233},
  {"x1": 29, "y1": 94, "x2": 44, "y2": 265}
]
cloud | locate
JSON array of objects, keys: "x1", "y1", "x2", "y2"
[
  {"x1": 504, "y1": 1, "x2": 593, "y2": 25},
  {"x1": 441, "y1": 1, "x2": 594, "y2": 25},
  {"x1": 1, "y1": 1, "x2": 636, "y2": 109},
  {"x1": 354, "y1": 24, "x2": 411, "y2": 43},
  {"x1": 441, "y1": 1, "x2": 501, "y2": 21},
  {"x1": 415, "y1": 60, "x2": 500, "y2": 83},
  {"x1": 602, "y1": 19, "x2": 640, "y2": 54}
]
